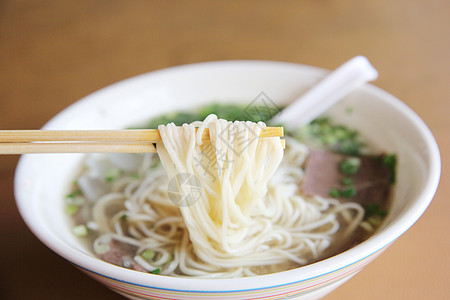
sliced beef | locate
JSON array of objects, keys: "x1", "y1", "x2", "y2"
[
  {"x1": 302, "y1": 149, "x2": 392, "y2": 207},
  {"x1": 98, "y1": 239, "x2": 147, "y2": 272}
]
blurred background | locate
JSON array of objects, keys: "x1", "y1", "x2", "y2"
[{"x1": 0, "y1": 1, "x2": 448, "y2": 299}]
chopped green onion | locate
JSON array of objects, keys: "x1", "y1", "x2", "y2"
[
  {"x1": 329, "y1": 186, "x2": 357, "y2": 198},
  {"x1": 322, "y1": 134, "x2": 338, "y2": 145},
  {"x1": 66, "y1": 195, "x2": 84, "y2": 206},
  {"x1": 105, "y1": 168, "x2": 121, "y2": 182},
  {"x1": 383, "y1": 154, "x2": 397, "y2": 184},
  {"x1": 141, "y1": 250, "x2": 155, "y2": 261},
  {"x1": 86, "y1": 221, "x2": 99, "y2": 231},
  {"x1": 72, "y1": 224, "x2": 88, "y2": 237},
  {"x1": 298, "y1": 118, "x2": 364, "y2": 155},
  {"x1": 360, "y1": 221, "x2": 374, "y2": 232},
  {"x1": 361, "y1": 203, "x2": 388, "y2": 231},
  {"x1": 364, "y1": 203, "x2": 387, "y2": 219},
  {"x1": 150, "y1": 268, "x2": 161, "y2": 274},
  {"x1": 334, "y1": 127, "x2": 349, "y2": 140},
  {"x1": 338, "y1": 140, "x2": 362, "y2": 156},
  {"x1": 94, "y1": 235, "x2": 111, "y2": 254},
  {"x1": 368, "y1": 215, "x2": 383, "y2": 227},
  {"x1": 94, "y1": 243, "x2": 110, "y2": 255},
  {"x1": 66, "y1": 189, "x2": 82, "y2": 198},
  {"x1": 142, "y1": 103, "x2": 280, "y2": 130},
  {"x1": 65, "y1": 204, "x2": 79, "y2": 216},
  {"x1": 340, "y1": 186, "x2": 357, "y2": 198},
  {"x1": 341, "y1": 177, "x2": 354, "y2": 186},
  {"x1": 329, "y1": 188, "x2": 341, "y2": 198},
  {"x1": 120, "y1": 214, "x2": 128, "y2": 221},
  {"x1": 383, "y1": 154, "x2": 396, "y2": 167},
  {"x1": 339, "y1": 157, "x2": 361, "y2": 175},
  {"x1": 147, "y1": 111, "x2": 202, "y2": 128}
]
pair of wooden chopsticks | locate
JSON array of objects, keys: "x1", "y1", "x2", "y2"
[{"x1": 0, "y1": 127, "x2": 284, "y2": 154}]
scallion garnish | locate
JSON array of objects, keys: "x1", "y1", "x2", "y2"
[
  {"x1": 329, "y1": 186, "x2": 357, "y2": 198},
  {"x1": 72, "y1": 224, "x2": 88, "y2": 237},
  {"x1": 341, "y1": 177, "x2": 354, "y2": 186},
  {"x1": 105, "y1": 168, "x2": 121, "y2": 182},
  {"x1": 301, "y1": 118, "x2": 364, "y2": 155},
  {"x1": 383, "y1": 154, "x2": 397, "y2": 184},
  {"x1": 339, "y1": 157, "x2": 361, "y2": 175},
  {"x1": 340, "y1": 186, "x2": 357, "y2": 198},
  {"x1": 364, "y1": 203, "x2": 387, "y2": 219},
  {"x1": 141, "y1": 250, "x2": 155, "y2": 261},
  {"x1": 65, "y1": 204, "x2": 79, "y2": 216},
  {"x1": 329, "y1": 188, "x2": 341, "y2": 198},
  {"x1": 66, "y1": 189, "x2": 82, "y2": 198},
  {"x1": 367, "y1": 215, "x2": 383, "y2": 227}
]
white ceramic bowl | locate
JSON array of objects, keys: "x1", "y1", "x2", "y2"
[{"x1": 15, "y1": 61, "x2": 440, "y2": 300}]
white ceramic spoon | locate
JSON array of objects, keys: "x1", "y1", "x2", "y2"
[{"x1": 270, "y1": 55, "x2": 378, "y2": 129}]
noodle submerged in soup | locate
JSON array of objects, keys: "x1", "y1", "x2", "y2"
[{"x1": 65, "y1": 104, "x2": 394, "y2": 277}]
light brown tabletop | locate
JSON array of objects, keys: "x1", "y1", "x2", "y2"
[{"x1": 0, "y1": 1, "x2": 448, "y2": 299}]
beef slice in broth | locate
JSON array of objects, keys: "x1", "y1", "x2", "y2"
[
  {"x1": 302, "y1": 149, "x2": 393, "y2": 208},
  {"x1": 98, "y1": 239, "x2": 147, "y2": 272}
]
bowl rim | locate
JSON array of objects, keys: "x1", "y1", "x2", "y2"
[{"x1": 14, "y1": 60, "x2": 441, "y2": 292}]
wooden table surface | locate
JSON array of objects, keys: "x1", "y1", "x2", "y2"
[{"x1": 1, "y1": 1, "x2": 448, "y2": 299}]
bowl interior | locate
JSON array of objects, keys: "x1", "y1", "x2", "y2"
[{"x1": 14, "y1": 60, "x2": 440, "y2": 291}]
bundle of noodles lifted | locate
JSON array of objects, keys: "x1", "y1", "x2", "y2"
[
  {"x1": 67, "y1": 112, "x2": 393, "y2": 278},
  {"x1": 157, "y1": 115, "x2": 285, "y2": 276}
]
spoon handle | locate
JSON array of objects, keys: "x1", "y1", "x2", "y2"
[{"x1": 271, "y1": 56, "x2": 378, "y2": 129}]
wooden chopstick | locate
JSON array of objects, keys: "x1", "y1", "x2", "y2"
[
  {"x1": 0, "y1": 127, "x2": 284, "y2": 154},
  {"x1": 0, "y1": 127, "x2": 283, "y2": 143},
  {"x1": 0, "y1": 142, "x2": 157, "y2": 154}
]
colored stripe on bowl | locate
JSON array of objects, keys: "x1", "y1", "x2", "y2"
[{"x1": 74, "y1": 245, "x2": 388, "y2": 300}]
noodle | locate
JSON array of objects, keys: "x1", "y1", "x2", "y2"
[{"x1": 86, "y1": 114, "x2": 365, "y2": 277}]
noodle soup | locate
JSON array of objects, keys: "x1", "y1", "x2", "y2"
[{"x1": 64, "y1": 104, "x2": 395, "y2": 278}]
